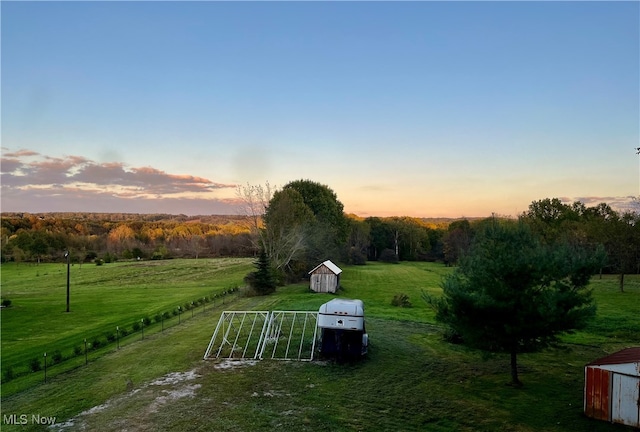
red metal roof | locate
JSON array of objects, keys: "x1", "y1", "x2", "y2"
[{"x1": 587, "y1": 347, "x2": 640, "y2": 366}]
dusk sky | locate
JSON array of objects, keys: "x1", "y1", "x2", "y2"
[{"x1": 2, "y1": 1, "x2": 638, "y2": 218}]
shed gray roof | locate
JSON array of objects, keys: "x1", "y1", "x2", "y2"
[{"x1": 309, "y1": 260, "x2": 342, "y2": 275}]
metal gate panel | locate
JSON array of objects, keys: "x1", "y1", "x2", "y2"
[
  {"x1": 204, "y1": 311, "x2": 318, "y2": 362},
  {"x1": 203, "y1": 311, "x2": 270, "y2": 360},
  {"x1": 259, "y1": 311, "x2": 318, "y2": 361}
]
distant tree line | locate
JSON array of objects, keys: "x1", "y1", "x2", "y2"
[
  {"x1": 239, "y1": 181, "x2": 640, "y2": 290},
  {"x1": 2, "y1": 193, "x2": 639, "y2": 289},
  {"x1": 0, "y1": 213, "x2": 255, "y2": 264}
]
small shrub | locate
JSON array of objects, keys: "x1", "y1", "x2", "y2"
[
  {"x1": 73, "y1": 345, "x2": 83, "y2": 356},
  {"x1": 105, "y1": 332, "x2": 116, "y2": 343},
  {"x1": 29, "y1": 357, "x2": 42, "y2": 372},
  {"x1": 348, "y1": 247, "x2": 367, "y2": 265},
  {"x1": 95, "y1": 259, "x2": 104, "y2": 266},
  {"x1": 154, "y1": 313, "x2": 163, "y2": 323},
  {"x1": 119, "y1": 327, "x2": 130, "y2": 337},
  {"x1": 183, "y1": 303, "x2": 192, "y2": 311},
  {"x1": 379, "y1": 248, "x2": 399, "y2": 263},
  {"x1": 442, "y1": 328, "x2": 464, "y2": 344},
  {"x1": 51, "y1": 350, "x2": 63, "y2": 364},
  {"x1": 391, "y1": 293, "x2": 412, "y2": 308},
  {"x1": 172, "y1": 309, "x2": 179, "y2": 316},
  {"x1": 3, "y1": 366, "x2": 15, "y2": 382},
  {"x1": 1, "y1": 298, "x2": 12, "y2": 308},
  {"x1": 162, "y1": 311, "x2": 171, "y2": 320},
  {"x1": 91, "y1": 338, "x2": 103, "y2": 350},
  {"x1": 132, "y1": 322, "x2": 141, "y2": 332}
]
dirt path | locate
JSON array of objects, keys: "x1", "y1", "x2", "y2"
[{"x1": 49, "y1": 360, "x2": 258, "y2": 432}]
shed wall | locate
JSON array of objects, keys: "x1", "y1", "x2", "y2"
[
  {"x1": 585, "y1": 366, "x2": 611, "y2": 422},
  {"x1": 611, "y1": 373, "x2": 640, "y2": 427},
  {"x1": 585, "y1": 366, "x2": 640, "y2": 428},
  {"x1": 310, "y1": 273, "x2": 338, "y2": 293}
]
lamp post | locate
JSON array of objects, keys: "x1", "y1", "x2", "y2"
[
  {"x1": 84, "y1": 338, "x2": 88, "y2": 365},
  {"x1": 44, "y1": 352, "x2": 47, "y2": 383},
  {"x1": 64, "y1": 251, "x2": 70, "y2": 312},
  {"x1": 141, "y1": 318, "x2": 144, "y2": 340},
  {"x1": 116, "y1": 326, "x2": 120, "y2": 349},
  {"x1": 178, "y1": 306, "x2": 181, "y2": 324}
]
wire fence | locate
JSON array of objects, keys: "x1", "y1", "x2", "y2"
[{"x1": 2, "y1": 286, "x2": 243, "y2": 384}]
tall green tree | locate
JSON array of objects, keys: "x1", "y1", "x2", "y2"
[
  {"x1": 265, "y1": 180, "x2": 348, "y2": 276},
  {"x1": 442, "y1": 219, "x2": 473, "y2": 266},
  {"x1": 263, "y1": 188, "x2": 315, "y2": 272},
  {"x1": 427, "y1": 219, "x2": 604, "y2": 386},
  {"x1": 346, "y1": 216, "x2": 370, "y2": 265},
  {"x1": 283, "y1": 180, "x2": 348, "y2": 239},
  {"x1": 522, "y1": 198, "x2": 581, "y2": 244},
  {"x1": 607, "y1": 211, "x2": 640, "y2": 291}
]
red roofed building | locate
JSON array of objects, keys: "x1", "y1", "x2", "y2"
[{"x1": 584, "y1": 347, "x2": 640, "y2": 428}]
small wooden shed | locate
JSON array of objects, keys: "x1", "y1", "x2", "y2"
[
  {"x1": 309, "y1": 260, "x2": 342, "y2": 293},
  {"x1": 584, "y1": 347, "x2": 640, "y2": 428}
]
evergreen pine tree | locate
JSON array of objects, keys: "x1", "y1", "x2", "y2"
[
  {"x1": 426, "y1": 219, "x2": 604, "y2": 386},
  {"x1": 246, "y1": 249, "x2": 276, "y2": 296}
]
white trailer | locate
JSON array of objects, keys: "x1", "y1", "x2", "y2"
[{"x1": 317, "y1": 298, "x2": 368, "y2": 358}]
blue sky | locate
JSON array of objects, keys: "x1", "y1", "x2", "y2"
[{"x1": 2, "y1": 1, "x2": 638, "y2": 217}]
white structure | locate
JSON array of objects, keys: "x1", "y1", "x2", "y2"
[
  {"x1": 309, "y1": 260, "x2": 342, "y2": 293},
  {"x1": 584, "y1": 347, "x2": 640, "y2": 428},
  {"x1": 204, "y1": 310, "x2": 318, "y2": 362},
  {"x1": 317, "y1": 298, "x2": 368, "y2": 358}
]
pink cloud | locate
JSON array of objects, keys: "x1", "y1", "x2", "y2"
[
  {"x1": 2, "y1": 149, "x2": 40, "y2": 158},
  {"x1": 1, "y1": 149, "x2": 240, "y2": 214}
]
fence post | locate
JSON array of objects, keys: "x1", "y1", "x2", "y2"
[
  {"x1": 43, "y1": 352, "x2": 47, "y2": 383},
  {"x1": 116, "y1": 326, "x2": 120, "y2": 349}
]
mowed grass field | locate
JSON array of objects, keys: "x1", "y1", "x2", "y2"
[
  {"x1": 1, "y1": 260, "x2": 639, "y2": 431},
  {"x1": 1, "y1": 258, "x2": 254, "y2": 378}
]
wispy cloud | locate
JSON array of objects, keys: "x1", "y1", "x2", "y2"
[
  {"x1": 1, "y1": 149, "x2": 239, "y2": 214},
  {"x1": 560, "y1": 196, "x2": 640, "y2": 214}
]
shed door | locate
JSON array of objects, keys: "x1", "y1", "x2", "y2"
[
  {"x1": 611, "y1": 373, "x2": 640, "y2": 427},
  {"x1": 585, "y1": 367, "x2": 610, "y2": 421}
]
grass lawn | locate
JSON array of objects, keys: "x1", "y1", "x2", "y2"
[
  {"x1": 1, "y1": 260, "x2": 639, "y2": 431},
  {"x1": 0, "y1": 258, "x2": 253, "y2": 378}
]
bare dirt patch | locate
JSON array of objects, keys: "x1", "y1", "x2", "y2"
[
  {"x1": 50, "y1": 369, "x2": 202, "y2": 431},
  {"x1": 213, "y1": 358, "x2": 258, "y2": 370}
]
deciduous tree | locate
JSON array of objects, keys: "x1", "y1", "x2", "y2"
[{"x1": 263, "y1": 188, "x2": 314, "y2": 271}]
